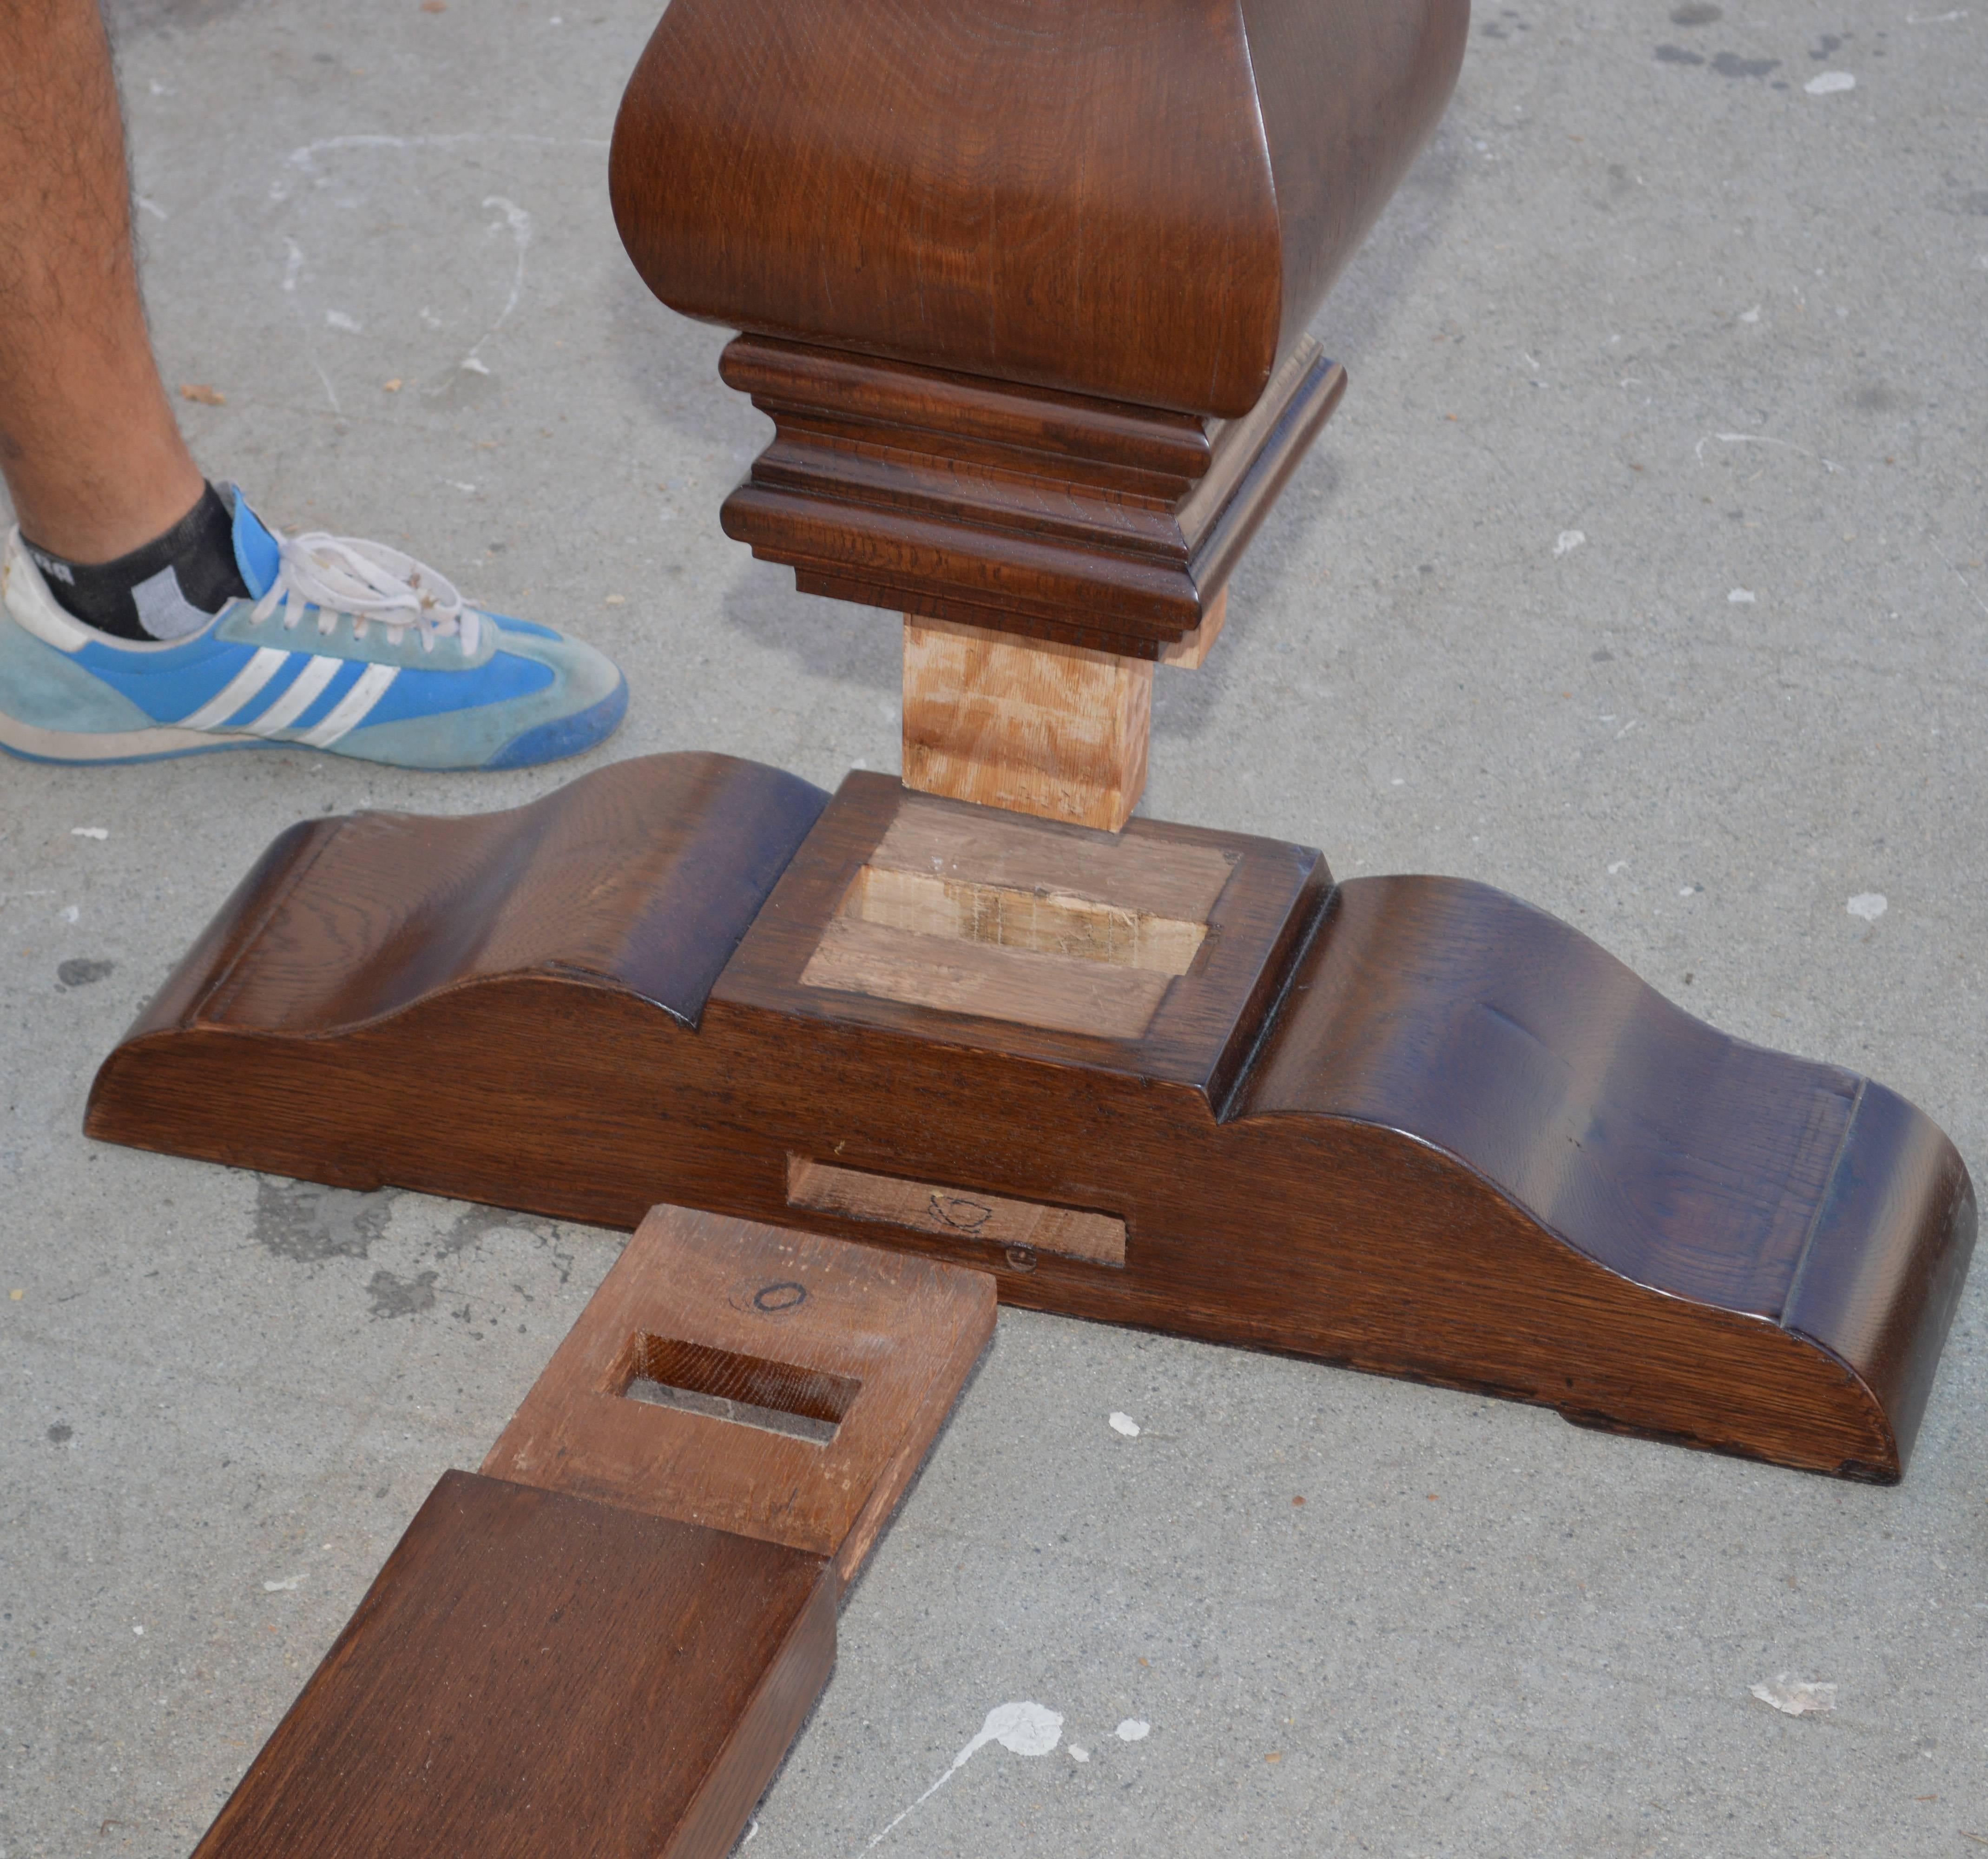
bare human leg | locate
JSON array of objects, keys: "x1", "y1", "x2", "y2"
[{"x1": 0, "y1": 0, "x2": 205, "y2": 561}]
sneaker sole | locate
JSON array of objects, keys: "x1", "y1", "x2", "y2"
[{"x1": 0, "y1": 674, "x2": 629, "y2": 770}]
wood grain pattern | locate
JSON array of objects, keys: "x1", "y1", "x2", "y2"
[
  {"x1": 1160, "y1": 587, "x2": 1228, "y2": 670},
  {"x1": 611, "y1": 0, "x2": 1462, "y2": 416},
  {"x1": 788, "y1": 1155, "x2": 1127, "y2": 1267},
  {"x1": 485, "y1": 1205, "x2": 993, "y2": 1588},
  {"x1": 191, "y1": 1472, "x2": 836, "y2": 1859},
  {"x1": 88, "y1": 753, "x2": 1977, "y2": 1481},
  {"x1": 714, "y1": 335, "x2": 1344, "y2": 656},
  {"x1": 902, "y1": 616, "x2": 1152, "y2": 828},
  {"x1": 837, "y1": 864, "x2": 1207, "y2": 974}
]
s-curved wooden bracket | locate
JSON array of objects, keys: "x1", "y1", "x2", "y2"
[{"x1": 89, "y1": 753, "x2": 1975, "y2": 1483}]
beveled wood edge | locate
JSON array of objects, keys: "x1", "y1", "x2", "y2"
[
  {"x1": 715, "y1": 336, "x2": 1342, "y2": 654},
  {"x1": 719, "y1": 334, "x2": 1213, "y2": 478},
  {"x1": 660, "y1": 1549, "x2": 839, "y2": 1859}
]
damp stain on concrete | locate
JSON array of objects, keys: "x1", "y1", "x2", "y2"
[
  {"x1": 255, "y1": 1177, "x2": 396, "y2": 1265},
  {"x1": 56, "y1": 958, "x2": 114, "y2": 989},
  {"x1": 366, "y1": 1268, "x2": 439, "y2": 1319}
]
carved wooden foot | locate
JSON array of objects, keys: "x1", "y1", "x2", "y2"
[{"x1": 88, "y1": 753, "x2": 1976, "y2": 1483}]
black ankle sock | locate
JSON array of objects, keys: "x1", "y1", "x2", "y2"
[{"x1": 22, "y1": 483, "x2": 251, "y2": 642}]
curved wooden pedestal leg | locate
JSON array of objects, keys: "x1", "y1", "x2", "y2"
[{"x1": 89, "y1": 752, "x2": 1976, "y2": 1483}]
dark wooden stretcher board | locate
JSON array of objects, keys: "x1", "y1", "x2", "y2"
[{"x1": 189, "y1": 1205, "x2": 994, "y2": 1858}]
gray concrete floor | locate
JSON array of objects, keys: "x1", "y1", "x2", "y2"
[{"x1": 4, "y1": 0, "x2": 1985, "y2": 1853}]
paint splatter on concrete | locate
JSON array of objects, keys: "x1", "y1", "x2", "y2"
[
  {"x1": 1109, "y1": 1412, "x2": 1142, "y2": 1437},
  {"x1": 1115, "y1": 1718, "x2": 1151, "y2": 1742},
  {"x1": 867, "y1": 1702, "x2": 1064, "y2": 1847},
  {"x1": 366, "y1": 1267, "x2": 438, "y2": 1318},
  {"x1": 1847, "y1": 893, "x2": 1888, "y2": 922},
  {"x1": 1752, "y1": 1675, "x2": 1837, "y2": 1714},
  {"x1": 1806, "y1": 70, "x2": 1856, "y2": 93},
  {"x1": 256, "y1": 1178, "x2": 395, "y2": 1265}
]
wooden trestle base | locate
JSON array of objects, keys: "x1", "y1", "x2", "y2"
[{"x1": 89, "y1": 752, "x2": 1975, "y2": 1484}]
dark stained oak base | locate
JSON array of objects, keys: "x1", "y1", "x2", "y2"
[{"x1": 89, "y1": 752, "x2": 1977, "y2": 1483}]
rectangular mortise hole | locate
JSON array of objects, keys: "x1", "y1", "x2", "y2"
[
  {"x1": 841, "y1": 864, "x2": 1205, "y2": 974},
  {"x1": 615, "y1": 1335, "x2": 859, "y2": 1446}
]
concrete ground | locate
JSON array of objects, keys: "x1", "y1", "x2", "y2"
[{"x1": 3, "y1": 0, "x2": 1985, "y2": 1852}]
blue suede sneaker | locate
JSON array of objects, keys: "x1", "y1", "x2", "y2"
[{"x1": 0, "y1": 489, "x2": 627, "y2": 769}]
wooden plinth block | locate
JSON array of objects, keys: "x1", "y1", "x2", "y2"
[
  {"x1": 717, "y1": 334, "x2": 1343, "y2": 657},
  {"x1": 902, "y1": 615, "x2": 1152, "y2": 830},
  {"x1": 189, "y1": 1204, "x2": 993, "y2": 1858},
  {"x1": 90, "y1": 753, "x2": 1977, "y2": 1482}
]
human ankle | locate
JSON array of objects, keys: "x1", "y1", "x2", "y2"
[{"x1": 21, "y1": 482, "x2": 250, "y2": 641}]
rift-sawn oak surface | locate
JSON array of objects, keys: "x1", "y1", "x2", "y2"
[
  {"x1": 611, "y1": 0, "x2": 1465, "y2": 415},
  {"x1": 191, "y1": 1473, "x2": 836, "y2": 1859},
  {"x1": 88, "y1": 753, "x2": 1977, "y2": 1482},
  {"x1": 189, "y1": 1206, "x2": 993, "y2": 1858},
  {"x1": 485, "y1": 1205, "x2": 995, "y2": 1588}
]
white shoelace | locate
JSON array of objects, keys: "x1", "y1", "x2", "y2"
[{"x1": 249, "y1": 531, "x2": 483, "y2": 656}]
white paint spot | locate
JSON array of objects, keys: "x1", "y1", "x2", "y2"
[
  {"x1": 448, "y1": 481, "x2": 479, "y2": 494},
  {"x1": 136, "y1": 195, "x2": 169, "y2": 222},
  {"x1": 1553, "y1": 529, "x2": 1586, "y2": 558},
  {"x1": 1805, "y1": 71, "x2": 1856, "y2": 93},
  {"x1": 1607, "y1": 860, "x2": 1629, "y2": 875},
  {"x1": 741, "y1": 1818, "x2": 758, "y2": 1845},
  {"x1": 325, "y1": 310, "x2": 361, "y2": 332},
  {"x1": 1728, "y1": 588, "x2": 1757, "y2": 605},
  {"x1": 71, "y1": 827, "x2": 108, "y2": 840},
  {"x1": 59, "y1": 904, "x2": 79, "y2": 924},
  {"x1": 1738, "y1": 305, "x2": 1761, "y2": 323},
  {"x1": 866, "y1": 1702, "x2": 1063, "y2": 1847},
  {"x1": 1069, "y1": 1746, "x2": 1091, "y2": 1763},
  {"x1": 132, "y1": 1625, "x2": 144, "y2": 1635},
  {"x1": 263, "y1": 1575, "x2": 306, "y2": 1592},
  {"x1": 420, "y1": 306, "x2": 444, "y2": 329},
  {"x1": 1752, "y1": 1675, "x2": 1837, "y2": 1714},
  {"x1": 1847, "y1": 893, "x2": 1888, "y2": 922},
  {"x1": 1115, "y1": 1719, "x2": 1150, "y2": 1742},
  {"x1": 1108, "y1": 1412, "x2": 1141, "y2": 1437}
]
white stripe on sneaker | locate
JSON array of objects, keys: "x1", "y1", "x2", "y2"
[
  {"x1": 241, "y1": 653, "x2": 341, "y2": 737},
  {"x1": 298, "y1": 661, "x2": 398, "y2": 748},
  {"x1": 177, "y1": 647, "x2": 289, "y2": 730}
]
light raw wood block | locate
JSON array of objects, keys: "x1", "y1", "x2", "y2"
[{"x1": 902, "y1": 615, "x2": 1152, "y2": 831}]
